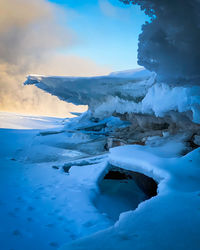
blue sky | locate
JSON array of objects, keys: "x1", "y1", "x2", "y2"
[{"x1": 49, "y1": 0, "x2": 148, "y2": 71}]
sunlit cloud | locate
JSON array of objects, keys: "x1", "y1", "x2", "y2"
[{"x1": 0, "y1": 0, "x2": 109, "y2": 117}]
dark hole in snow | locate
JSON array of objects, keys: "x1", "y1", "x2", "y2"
[
  {"x1": 94, "y1": 165, "x2": 157, "y2": 222},
  {"x1": 104, "y1": 170, "x2": 132, "y2": 180}
]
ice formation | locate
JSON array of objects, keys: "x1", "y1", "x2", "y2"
[{"x1": 25, "y1": 68, "x2": 200, "y2": 125}]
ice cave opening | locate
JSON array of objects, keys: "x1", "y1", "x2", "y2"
[{"x1": 94, "y1": 165, "x2": 158, "y2": 222}]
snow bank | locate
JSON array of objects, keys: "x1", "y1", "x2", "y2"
[{"x1": 61, "y1": 145, "x2": 200, "y2": 250}]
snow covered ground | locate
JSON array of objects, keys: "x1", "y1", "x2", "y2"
[
  {"x1": 0, "y1": 113, "x2": 112, "y2": 250},
  {"x1": 1, "y1": 111, "x2": 200, "y2": 250}
]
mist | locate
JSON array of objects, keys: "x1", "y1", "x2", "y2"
[
  {"x1": 121, "y1": 0, "x2": 200, "y2": 83},
  {"x1": 0, "y1": 0, "x2": 109, "y2": 117}
]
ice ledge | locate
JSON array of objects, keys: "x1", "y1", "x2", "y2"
[
  {"x1": 24, "y1": 69, "x2": 155, "y2": 106},
  {"x1": 24, "y1": 69, "x2": 200, "y2": 124}
]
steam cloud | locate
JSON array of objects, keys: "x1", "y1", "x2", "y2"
[
  {"x1": 0, "y1": 0, "x2": 108, "y2": 117},
  {"x1": 121, "y1": 0, "x2": 200, "y2": 83}
]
